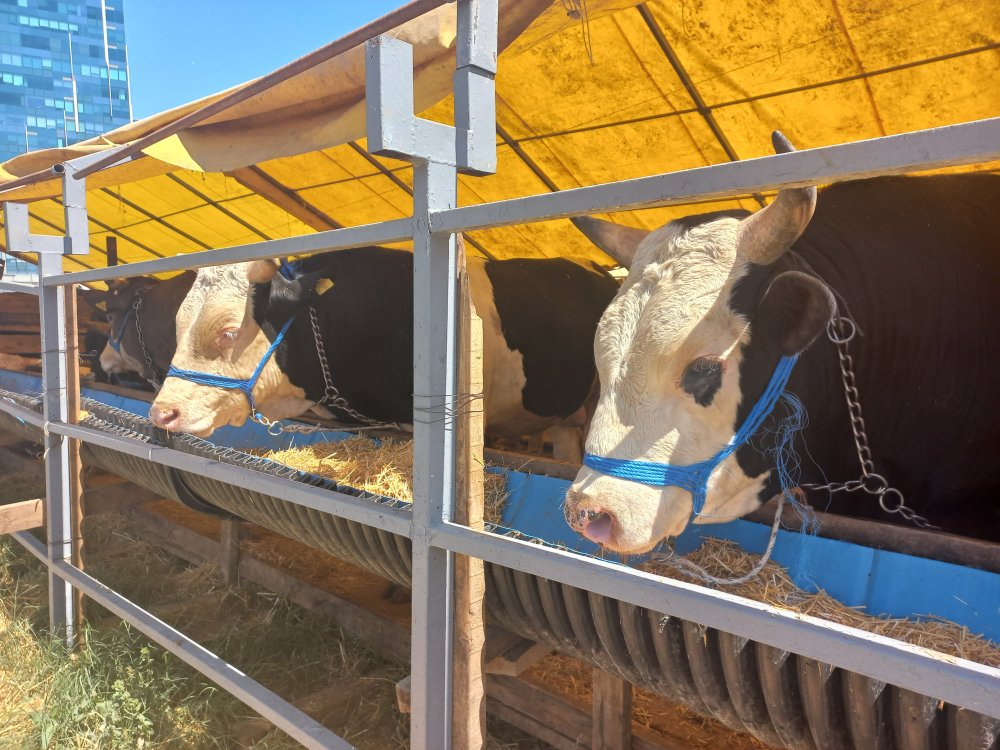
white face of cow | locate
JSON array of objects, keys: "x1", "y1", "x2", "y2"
[
  {"x1": 568, "y1": 218, "x2": 764, "y2": 553},
  {"x1": 149, "y1": 261, "x2": 312, "y2": 437},
  {"x1": 565, "y1": 132, "x2": 830, "y2": 554}
]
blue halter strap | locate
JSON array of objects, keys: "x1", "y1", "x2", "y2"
[
  {"x1": 583, "y1": 354, "x2": 799, "y2": 518},
  {"x1": 166, "y1": 316, "x2": 295, "y2": 420},
  {"x1": 107, "y1": 305, "x2": 134, "y2": 354}
]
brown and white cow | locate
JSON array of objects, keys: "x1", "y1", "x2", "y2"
[
  {"x1": 149, "y1": 242, "x2": 619, "y2": 460},
  {"x1": 565, "y1": 133, "x2": 1000, "y2": 552}
]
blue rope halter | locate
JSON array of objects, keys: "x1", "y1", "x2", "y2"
[
  {"x1": 107, "y1": 306, "x2": 134, "y2": 354},
  {"x1": 583, "y1": 354, "x2": 799, "y2": 518},
  {"x1": 165, "y1": 316, "x2": 295, "y2": 421}
]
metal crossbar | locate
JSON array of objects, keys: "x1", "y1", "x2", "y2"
[
  {"x1": 3, "y1": 1, "x2": 1000, "y2": 747},
  {"x1": 9, "y1": 531, "x2": 353, "y2": 750}
]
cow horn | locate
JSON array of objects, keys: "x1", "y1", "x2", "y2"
[
  {"x1": 571, "y1": 216, "x2": 649, "y2": 269},
  {"x1": 736, "y1": 132, "x2": 817, "y2": 265}
]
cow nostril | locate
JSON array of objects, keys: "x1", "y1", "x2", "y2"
[
  {"x1": 151, "y1": 405, "x2": 180, "y2": 429},
  {"x1": 579, "y1": 509, "x2": 616, "y2": 545}
]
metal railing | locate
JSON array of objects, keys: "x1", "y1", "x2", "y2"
[{"x1": 1, "y1": 1, "x2": 999, "y2": 747}]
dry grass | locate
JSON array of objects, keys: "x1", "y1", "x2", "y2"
[
  {"x1": 645, "y1": 538, "x2": 1000, "y2": 667},
  {"x1": 263, "y1": 437, "x2": 509, "y2": 524}
]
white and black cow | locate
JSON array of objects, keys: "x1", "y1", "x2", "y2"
[
  {"x1": 565, "y1": 133, "x2": 1000, "y2": 553},
  {"x1": 148, "y1": 244, "x2": 619, "y2": 459}
]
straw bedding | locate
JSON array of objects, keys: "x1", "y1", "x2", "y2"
[
  {"x1": 262, "y1": 439, "x2": 999, "y2": 667},
  {"x1": 262, "y1": 437, "x2": 509, "y2": 525},
  {"x1": 645, "y1": 538, "x2": 1000, "y2": 667}
]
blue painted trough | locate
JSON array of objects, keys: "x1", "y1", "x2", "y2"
[{"x1": 1, "y1": 368, "x2": 997, "y2": 749}]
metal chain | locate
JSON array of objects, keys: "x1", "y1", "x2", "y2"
[
  {"x1": 131, "y1": 292, "x2": 162, "y2": 390},
  {"x1": 246, "y1": 306, "x2": 398, "y2": 436},
  {"x1": 308, "y1": 304, "x2": 397, "y2": 429},
  {"x1": 801, "y1": 315, "x2": 936, "y2": 528}
]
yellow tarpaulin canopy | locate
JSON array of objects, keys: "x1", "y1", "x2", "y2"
[{"x1": 1, "y1": 0, "x2": 998, "y2": 278}]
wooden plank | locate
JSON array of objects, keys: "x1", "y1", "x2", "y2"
[
  {"x1": 486, "y1": 638, "x2": 552, "y2": 677},
  {"x1": 219, "y1": 518, "x2": 242, "y2": 585},
  {"x1": 0, "y1": 499, "x2": 43, "y2": 534},
  {"x1": 593, "y1": 668, "x2": 633, "y2": 750},
  {"x1": 0, "y1": 334, "x2": 45, "y2": 355},
  {"x1": 83, "y1": 481, "x2": 161, "y2": 516},
  {"x1": 65, "y1": 284, "x2": 85, "y2": 629},
  {"x1": 124, "y1": 504, "x2": 413, "y2": 663},
  {"x1": 229, "y1": 166, "x2": 341, "y2": 232},
  {"x1": 454, "y1": 235, "x2": 487, "y2": 750},
  {"x1": 396, "y1": 674, "x2": 413, "y2": 714}
]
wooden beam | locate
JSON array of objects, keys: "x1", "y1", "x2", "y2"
[
  {"x1": 488, "y1": 675, "x2": 670, "y2": 750},
  {"x1": 593, "y1": 668, "x2": 632, "y2": 750},
  {"x1": 219, "y1": 518, "x2": 243, "y2": 585},
  {"x1": 454, "y1": 236, "x2": 487, "y2": 750},
  {"x1": 0, "y1": 499, "x2": 43, "y2": 534},
  {"x1": 229, "y1": 166, "x2": 342, "y2": 232},
  {"x1": 486, "y1": 638, "x2": 552, "y2": 677},
  {"x1": 83, "y1": 481, "x2": 161, "y2": 516},
  {"x1": 396, "y1": 674, "x2": 413, "y2": 714},
  {"x1": 65, "y1": 283, "x2": 85, "y2": 628},
  {"x1": 123, "y1": 504, "x2": 412, "y2": 663}
]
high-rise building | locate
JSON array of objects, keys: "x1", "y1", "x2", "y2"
[{"x1": 0, "y1": 0, "x2": 131, "y2": 164}]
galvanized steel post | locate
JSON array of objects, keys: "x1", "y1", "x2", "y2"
[
  {"x1": 3, "y1": 158, "x2": 90, "y2": 646},
  {"x1": 366, "y1": 2, "x2": 497, "y2": 747}
]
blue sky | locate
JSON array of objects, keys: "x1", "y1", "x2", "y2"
[{"x1": 125, "y1": 1, "x2": 402, "y2": 120}]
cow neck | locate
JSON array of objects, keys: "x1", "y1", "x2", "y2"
[
  {"x1": 165, "y1": 315, "x2": 295, "y2": 421},
  {"x1": 583, "y1": 353, "x2": 800, "y2": 519}
]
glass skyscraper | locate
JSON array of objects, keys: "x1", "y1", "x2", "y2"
[{"x1": 0, "y1": 0, "x2": 131, "y2": 164}]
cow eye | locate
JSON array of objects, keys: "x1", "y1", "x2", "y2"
[
  {"x1": 217, "y1": 327, "x2": 240, "y2": 349},
  {"x1": 681, "y1": 357, "x2": 724, "y2": 406}
]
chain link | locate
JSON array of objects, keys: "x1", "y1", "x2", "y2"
[
  {"x1": 801, "y1": 315, "x2": 936, "y2": 528},
  {"x1": 132, "y1": 292, "x2": 162, "y2": 390},
  {"x1": 308, "y1": 304, "x2": 398, "y2": 429},
  {"x1": 244, "y1": 306, "x2": 399, "y2": 436}
]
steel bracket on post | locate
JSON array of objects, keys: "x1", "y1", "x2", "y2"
[
  {"x1": 2, "y1": 159, "x2": 90, "y2": 647},
  {"x1": 365, "y1": 0, "x2": 497, "y2": 175},
  {"x1": 3, "y1": 161, "x2": 89, "y2": 257}
]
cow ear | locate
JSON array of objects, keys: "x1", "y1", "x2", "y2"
[
  {"x1": 248, "y1": 259, "x2": 279, "y2": 284},
  {"x1": 753, "y1": 271, "x2": 835, "y2": 355}
]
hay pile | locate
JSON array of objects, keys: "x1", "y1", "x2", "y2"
[
  {"x1": 263, "y1": 437, "x2": 509, "y2": 525},
  {"x1": 645, "y1": 538, "x2": 1000, "y2": 667}
]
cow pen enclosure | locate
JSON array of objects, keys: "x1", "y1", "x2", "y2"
[{"x1": 1, "y1": 0, "x2": 1000, "y2": 748}]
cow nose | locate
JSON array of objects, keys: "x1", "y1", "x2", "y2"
[{"x1": 149, "y1": 404, "x2": 181, "y2": 431}]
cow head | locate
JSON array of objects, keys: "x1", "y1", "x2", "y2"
[
  {"x1": 149, "y1": 260, "x2": 318, "y2": 436},
  {"x1": 565, "y1": 132, "x2": 835, "y2": 554},
  {"x1": 91, "y1": 277, "x2": 157, "y2": 376}
]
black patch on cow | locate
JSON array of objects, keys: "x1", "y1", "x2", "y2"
[
  {"x1": 727, "y1": 174, "x2": 1000, "y2": 542},
  {"x1": 251, "y1": 249, "x2": 619, "y2": 427},
  {"x1": 482, "y1": 258, "x2": 620, "y2": 419},
  {"x1": 669, "y1": 209, "x2": 751, "y2": 234},
  {"x1": 252, "y1": 247, "x2": 416, "y2": 424},
  {"x1": 681, "y1": 357, "x2": 724, "y2": 406}
]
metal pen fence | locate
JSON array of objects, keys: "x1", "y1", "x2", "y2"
[{"x1": 1, "y1": 1, "x2": 999, "y2": 748}]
